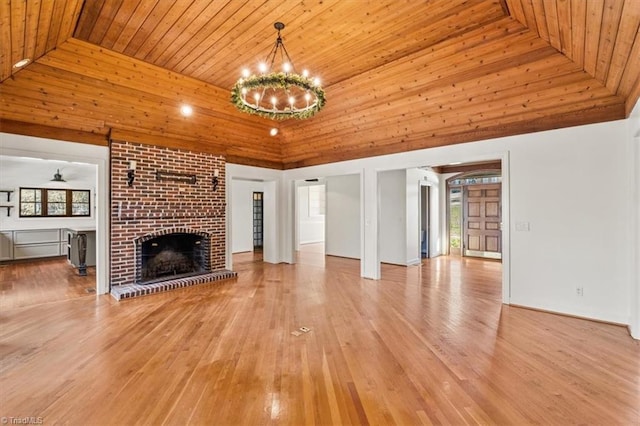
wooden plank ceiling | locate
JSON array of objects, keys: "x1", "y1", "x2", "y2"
[{"x1": 1, "y1": 0, "x2": 639, "y2": 169}]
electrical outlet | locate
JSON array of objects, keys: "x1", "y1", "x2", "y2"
[{"x1": 576, "y1": 287, "x2": 584, "y2": 296}]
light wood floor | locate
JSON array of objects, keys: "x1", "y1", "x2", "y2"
[
  {"x1": 0, "y1": 257, "x2": 96, "y2": 310},
  {"x1": 1, "y1": 253, "x2": 638, "y2": 425}
]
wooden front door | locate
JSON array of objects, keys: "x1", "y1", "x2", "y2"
[{"x1": 463, "y1": 184, "x2": 501, "y2": 259}]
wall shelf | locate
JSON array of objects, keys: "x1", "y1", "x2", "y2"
[
  {"x1": 156, "y1": 170, "x2": 197, "y2": 184},
  {"x1": 0, "y1": 190, "x2": 14, "y2": 202},
  {"x1": 0, "y1": 205, "x2": 14, "y2": 216}
]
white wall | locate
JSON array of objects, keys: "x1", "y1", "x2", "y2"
[
  {"x1": 0, "y1": 156, "x2": 97, "y2": 231},
  {"x1": 379, "y1": 169, "x2": 406, "y2": 265},
  {"x1": 379, "y1": 168, "x2": 439, "y2": 266},
  {"x1": 230, "y1": 179, "x2": 264, "y2": 253},
  {"x1": 325, "y1": 174, "x2": 360, "y2": 259},
  {"x1": 297, "y1": 184, "x2": 325, "y2": 245},
  {"x1": 628, "y1": 102, "x2": 640, "y2": 339},
  {"x1": 405, "y1": 169, "x2": 421, "y2": 265},
  {"x1": 426, "y1": 170, "x2": 442, "y2": 257},
  {"x1": 633, "y1": 135, "x2": 640, "y2": 339},
  {"x1": 363, "y1": 166, "x2": 441, "y2": 268},
  {"x1": 281, "y1": 117, "x2": 637, "y2": 328},
  {"x1": 264, "y1": 180, "x2": 281, "y2": 264},
  {"x1": 631, "y1": 134, "x2": 639, "y2": 339},
  {"x1": 507, "y1": 127, "x2": 629, "y2": 322}
]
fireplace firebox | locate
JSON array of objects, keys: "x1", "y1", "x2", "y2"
[{"x1": 135, "y1": 231, "x2": 211, "y2": 285}]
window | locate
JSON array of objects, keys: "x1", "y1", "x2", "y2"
[
  {"x1": 47, "y1": 190, "x2": 67, "y2": 215},
  {"x1": 448, "y1": 175, "x2": 502, "y2": 186},
  {"x1": 449, "y1": 187, "x2": 462, "y2": 250},
  {"x1": 20, "y1": 188, "x2": 91, "y2": 217},
  {"x1": 308, "y1": 185, "x2": 325, "y2": 216},
  {"x1": 19, "y1": 188, "x2": 42, "y2": 216},
  {"x1": 71, "y1": 190, "x2": 91, "y2": 215}
]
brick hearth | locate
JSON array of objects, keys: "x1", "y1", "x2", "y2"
[{"x1": 110, "y1": 270, "x2": 237, "y2": 300}]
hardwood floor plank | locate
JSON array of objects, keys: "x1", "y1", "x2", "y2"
[
  {"x1": 0, "y1": 254, "x2": 638, "y2": 425},
  {"x1": 0, "y1": 257, "x2": 95, "y2": 310}
]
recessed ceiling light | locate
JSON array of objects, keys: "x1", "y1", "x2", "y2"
[
  {"x1": 13, "y1": 58, "x2": 31, "y2": 69},
  {"x1": 270, "y1": 128, "x2": 278, "y2": 136},
  {"x1": 180, "y1": 104, "x2": 193, "y2": 117}
]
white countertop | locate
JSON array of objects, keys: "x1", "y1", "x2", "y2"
[{"x1": 66, "y1": 227, "x2": 96, "y2": 233}]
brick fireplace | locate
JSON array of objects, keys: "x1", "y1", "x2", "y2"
[{"x1": 109, "y1": 141, "x2": 235, "y2": 299}]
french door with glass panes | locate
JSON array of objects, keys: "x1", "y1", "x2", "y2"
[{"x1": 253, "y1": 192, "x2": 263, "y2": 249}]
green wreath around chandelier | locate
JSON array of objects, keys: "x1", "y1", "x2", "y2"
[
  {"x1": 230, "y1": 22, "x2": 326, "y2": 121},
  {"x1": 231, "y1": 73, "x2": 326, "y2": 121}
]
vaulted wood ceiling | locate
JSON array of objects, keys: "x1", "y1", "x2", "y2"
[{"x1": 1, "y1": 0, "x2": 639, "y2": 169}]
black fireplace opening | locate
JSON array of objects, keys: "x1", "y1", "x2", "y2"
[{"x1": 138, "y1": 232, "x2": 210, "y2": 285}]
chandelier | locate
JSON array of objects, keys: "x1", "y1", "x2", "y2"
[{"x1": 231, "y1": 22, "x2": 326, "y2": 120}]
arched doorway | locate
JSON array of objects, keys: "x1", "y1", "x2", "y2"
[{"x1": 447, "y1": 170, "x2": 502, "y2": 260}]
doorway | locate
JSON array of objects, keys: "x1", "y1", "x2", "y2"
[
  {"x1": 253, "y1": 191, "x2": 263, "y2": 250},
  {"x1": 420, "y1": 185, "x2": 430, "y2": 258},
  {"x1": 447, "y1": 172, "x2": 502, "y2": 260},
  {"x1": 296, "y1": 182, "x2": 326, "y2": 254},
  {"x1": 0, "y1": 155, "x2": 101, "y2": 305}
]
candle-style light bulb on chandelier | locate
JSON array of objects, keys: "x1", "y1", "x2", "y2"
[{"x1": 231, "y1": 22, "x2": 326, "y2": 120}]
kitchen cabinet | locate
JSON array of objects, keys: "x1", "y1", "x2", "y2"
[
  {"x1": 0, "y1": 231, "x2": 13, "y2": 261},
  {"x1": 0, "y1": 229, "x2": 69, "y2": 261}
]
